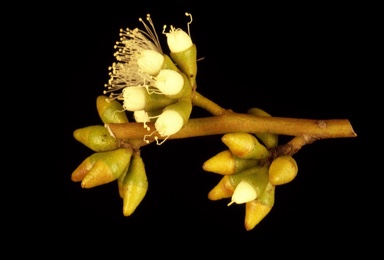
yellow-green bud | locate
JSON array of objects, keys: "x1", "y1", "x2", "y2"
[
  {"x1": 170, "y1": 44, "x2": 197, "y2": 87},
  {"x1": 73, "y1": 125, "x2": 119, "y2": 152},
  {"x1": 244, "y1": 181, "x2": 275, "y2": 231},
  {"x1": 96, "y1": 95, "x2": 129, "y2": 124},
  {"x1": 207, "y1": 175, "x2": 235, "y2": 201},
  {"x1": 122, "y1": 154, "x2": 148, "y2": 216},
  {"x1": 202, "y1": 150, "x2": 258, "y2": 175},
  {"x1": 71, "y1": 148, "x2": 132, "y2": 188},
  {"x1": 269, "y1": 155, "x2": 298, "y2": 185},
  {"x1": 221, "y1": 132, "x2": 270, "y2": 160},
  {"x1": 247, "y1": 108, "x2": 278, "y2": 149}
]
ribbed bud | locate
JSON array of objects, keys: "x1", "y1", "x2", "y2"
[
  {"x1": 96, "y1": 95, "x2": 129, "y2": 124},
  {"x1": 73, "y1": 125, "x2": 119, "y2": 152},
  {"x1": 122, "y1": 154, "x2": 148, "y2": 216},
  {"x1": 269, "y1": 155, "x2": 298, "y2": 185},
  {"x1": 207, "y1": 175, "x2": 235, "y2": 200},
  {"x1": 137, "y1": 50, "x2": 165, "y2": 76},
  {"x1": 221, "y1": 132, "x2": 270, "y2": 159},
  {"x1": 247, "y1": 108, "x2": 278, "y2": 149},
  {"x1": 155, "y1": 98, "x2": 192, "y2": 136},
  {"x1": 202, "y1": 150, "x2": 258, "y2": 175},
  {"x1": 71, "y1": 148, "x2": 133, "y2": 188}
]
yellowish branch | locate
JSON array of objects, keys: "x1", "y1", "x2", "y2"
[{"x1": 107, "y1": 111, "x2": 357, "y2": 141}]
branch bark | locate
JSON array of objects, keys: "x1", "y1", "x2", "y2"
[{"x1": 107, "y1": 111, "x2": 357, "y2": 141}]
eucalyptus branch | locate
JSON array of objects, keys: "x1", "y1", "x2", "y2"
[
  {"x1": 71, "y1": 12, "x2": 359, "y2": 230},
  {"x1": 107, "y1": 112, "x2": 356, "y2": 141}
]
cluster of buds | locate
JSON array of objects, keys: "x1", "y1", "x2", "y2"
[
  {"x1": 203, "y1": 108, "x2": 298, "y2": 231},
  {"x1": 71, "y1": 96, "x2": 148, "y2": 216},
  {"x1": 104, "y1": 13, "x2": 197, "y2": 141}
]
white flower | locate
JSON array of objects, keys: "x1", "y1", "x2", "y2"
[
  {"x1": 155, "y1": 110, "x2": 184, "y2": 136},
  {"x1": 163, "y1": 13, "x2": 193, "y2": 53},
  {"x1": 154, "y1": 69, "x2": 184, "y2": 96},
  {"x1": 122, "y1": 86, "x2": 147, "y2": 111},
  {"x1": 134, "y1": 110, "x2": 150, "y2": 123},
  {"x1": 104, "y1": 14, "x2": 163, "y2": 100},
  {"x1": 137, "y1": 50, "x2": 164, "y2": 76}
]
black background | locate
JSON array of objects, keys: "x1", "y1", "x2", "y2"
[{"x1": 18, "y1": 0, "x2": 379, "y2": 256}]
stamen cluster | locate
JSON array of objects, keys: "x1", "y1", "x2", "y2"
[{"x1": 103, "y1": 13, "x2": 197, "y2": 141}]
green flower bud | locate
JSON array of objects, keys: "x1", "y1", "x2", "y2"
[
  {"x1": 221, "y1": 132, "x2": 270, "y2": 160},
  {"x1": 247, "y1": 108, "x2": 278, "y2": 149},
  {"x1": 202, "y1": 150, "x2": 259, "y2": 175},
  {"x1": 71, "y1": 148, "x2": 133, "y2": 188},
  {"x1": 96, "y1": 95, "x2": 129, "y2": 124},
  {"x1": 122, "y1": 154, "x2": 148, "y2": 216},
  {"x1": 73, "y1": 125, "x2": 119, "y2": 152},
  {"x1": 170, "y1": 44, "x2": 197, "y2": 87}
]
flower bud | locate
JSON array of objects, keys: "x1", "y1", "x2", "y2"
[
  {"x1": 247, "y1": 108, "x2": 278, "y2": 149},
  {"x1": 137, "y1": 50, "x2": 165, "y2": 76},
  {"x1": 244, "y1": 182, "x2": 275, "y2": 231},
  {"x1": 202, "y1": 150, "x2": 258, "y2": 175},
  {"x1": 117, "y1": 163, "x2": 130, "y2": 198},
  {"x1": 170, "y1": 44, "x2": 197, "y2": 87},
  {"x1": 96, "y1": 95, "x2": 129, "y2": 124},
  {"x1": 155, "y1": 98, "x2": 192, "y2": 136},
  {"x1": 221, "y1": 132, "x2": 270, "y2": 160},
  {"x1": 122, "y1": 154, "x2": 148, "y2": 216},
  {"x1": 73, "y1": 125, "x2": 119, "y2": 152},
  {"x1": 207, "y1": 175, "x2": 235, "y2": 201},
  {"x1": 71, "y1": 148, "x2": 133, "y2": 188},
  {"x1": 269, "y1": 155, "x2": 298, "y2": 185}
]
